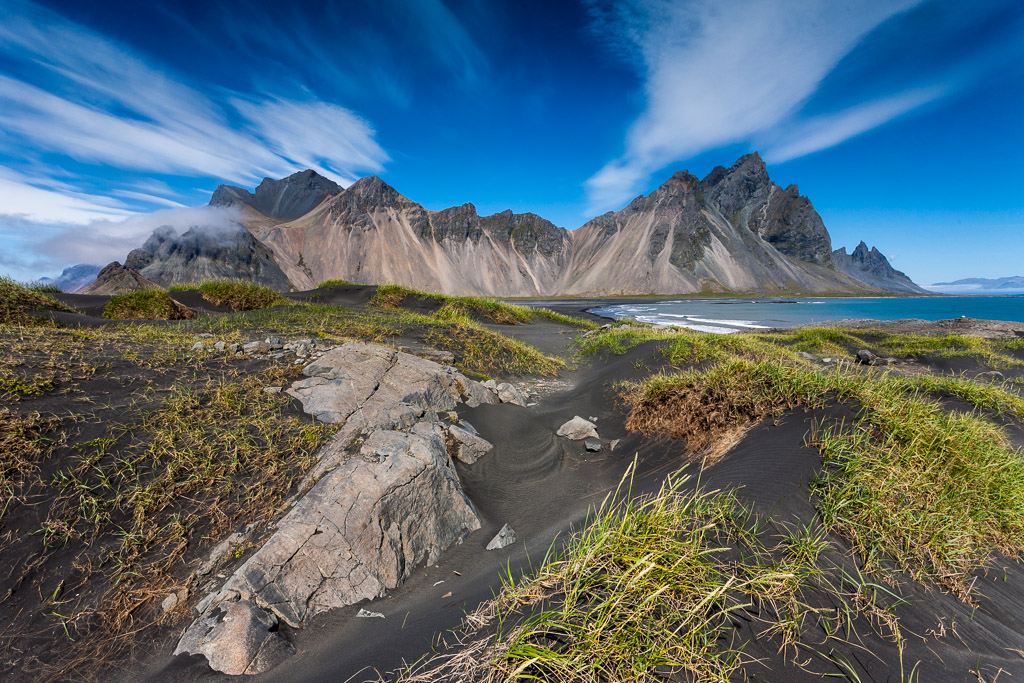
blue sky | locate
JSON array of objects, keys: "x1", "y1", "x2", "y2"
[{"x1": 0, "y1": 0, "x2": 1021, "y2": 285}]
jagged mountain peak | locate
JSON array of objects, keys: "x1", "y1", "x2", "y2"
[
  {"x1": 832, "y1": 242, "x2": 926, "y2": 294},
  {"x1": 210, "y1": 169, "x2": 342, "y2": 222},
  {"x1": 342, "y1": 175, "x2": 410, "y2": 208}
]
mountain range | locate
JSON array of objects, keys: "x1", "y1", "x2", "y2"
[
  {"x1": 85, "y1": 153, "x2": 925, "y2": 296},
  {"x1": 931, "y1": 276, "x2": 1024, "y2": 290}
]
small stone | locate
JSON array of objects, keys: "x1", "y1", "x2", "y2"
[
  {"x1": 797, "y1": 351, "x2": 815, "y2": 361},
  {"x1": 243, "y1": 341, "x2": 270, "y2": 354},
  {"x1": 161, "y1": 592, "x2": 179, "y2": 613},
  {"x1": 978, "y1": 370, "x2": 1005, "y2": 381},
  {"x1": 195, "y1": 333, "x2": 214, "y2": 338},
  {"x1": 855, "y1": 349, "x2": 883, "y2": 366},
  {"x1": 584, "y1": 439, "x2": 601, "y2": 452},
  {"x1": 482, "y1": 379, "x2": 498, "y2": 391},
  {"x1": 356, "y1": 608, "x2": 385, "y2": 618},
  {"x1": 588, "y1": 416, "x2": 598, "y2": 422},
  {"x1": 265, "y1": 337, "x2": 284, "y2": 350},
  {"x1": 496, "y1": 383, "x2": 528, "y2": 406},
  {"x1": 557, "y1": 416, "x2": 598, "y2": 440},
  {"x1": 214, "y1": 341, "x2": 227, "y2": 351},
  {"x1": 264, "y1": 386, "x2": 283, "y2": 395},
  {"x1": 609, "y1": 439, "x2": 620, "y2": 451},
  {"x1": 486, "y1": 523, "x2": 516, "y2": 551},
  {"x1": 446, "y1": 424, "x2": 493, "y2": 464},
  {"x1": 191, "y1": 341, "x2": 204, "y2": 351},
  {"x1": 228, "y1": 343, "x2": 241, "y2": 353}
]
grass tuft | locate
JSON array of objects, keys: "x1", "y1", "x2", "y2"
[
  {"x1": 195, "y1": 280, "x2": 286, "y2": 311},
  {"x1": 103, "y1": 290, "x2": 193, "y2": 320},
  {"x1": 0, "y1": 276, "x2": 73, "y2": 324},
  {"x1": 624, "y1": 348, "x2": 1024, "y2": 597}
]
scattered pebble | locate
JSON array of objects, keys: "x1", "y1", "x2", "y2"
[
  {"x1": 214, "y1": 341, "x2": 227, "y2": 351},
  {"x1": 609, "y1": 439, "x2": 620, "y2": 451},
  {"x1": 191, "y1": 341, "x2": 204, "y2": 351},
  {"x1": 356, "y1": 609, "x2": 385, "y2": 619},
  {"x1": 264, "y1": 387, "x2": 283, "y2": 395},
  {"x1": 486, "y1": 523, "x2": 516, "y2": 550},
  {"x1": 584, "y1": 439, "x2": 601, "y2": 452},
  {"x1": 557, "y1": 416, "x2": 598, "y2": 440}
]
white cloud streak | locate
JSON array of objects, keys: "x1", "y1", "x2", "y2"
[
  {"x1": 0, "y1": 167, "x2": 133, "y2": 224},
  {"x1": 584, "y1": 0, "x2": 927, "y2": 213},
  {"x1": 0, "y1": 0, "x2": 389, "y2": 209}
]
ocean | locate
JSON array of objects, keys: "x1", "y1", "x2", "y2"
[{"x1": 589, "y1": 296, "x2": 1024, "y2": 334}]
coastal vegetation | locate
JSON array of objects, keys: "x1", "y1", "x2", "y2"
[
  {"x1": 103, "y1": 290, "x2": 193, "y2": 320},
  {"x1": 3, "y1": 281, "x2": 1024, "y2": 681},
  {"x1": 0, "y1": 276, "x2": 73, "y2": 325},
  {"x1": 397, "y1": 323, "x2": 1024, "y2": 682}
]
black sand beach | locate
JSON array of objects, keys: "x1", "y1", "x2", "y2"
[{"x1": 4, "y1": 283, "x2": 1024, "y2": 683}]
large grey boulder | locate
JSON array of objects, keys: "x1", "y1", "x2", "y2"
[
  {"x1": 186, "y1": 424, "x2": 479, "y2": 634},
  {"x1": 287, "y1": 342, "x2": 496, "y2": 425},
  {"x1": 174, "y1": 600, "x2": 293, "y2": 675},
  {"x1": 177, "y1": 342, "x2": 501, "y2": 675},
  {"x1": 557, "y1": 416, "x2": 599, "y2": 440}
]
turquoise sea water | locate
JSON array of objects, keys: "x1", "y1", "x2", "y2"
[{"x1": 589, "y1": 296, "x2": 1024, "y2": 334}]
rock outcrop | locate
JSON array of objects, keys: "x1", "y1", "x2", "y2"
[
  {"x1": 176, "y1": 342, "x2": 520, "y2": 675},
  {"x1": 832, "y1": 241, "x2": 927, "y2": 294},
  {"x1": 78, "y1": 261, "x2": 163, "y2": 295}
]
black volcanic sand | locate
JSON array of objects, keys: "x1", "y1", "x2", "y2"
[
  {"x1": 133, "y1": 336, "x2": 1024, "y2": 683},
  {"x1": 10, "y1": 291, "x2": 1024, "y2": 682}
]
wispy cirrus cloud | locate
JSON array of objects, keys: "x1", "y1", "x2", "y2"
[
  {"x1": 582, "y1": 0, "x2": 941, "y2": 213},
  {"x1": 0, "y1": 1, "x2": 389, "y2": 187}
]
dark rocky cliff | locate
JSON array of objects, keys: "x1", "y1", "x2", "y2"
[
  {"x1": 832, "y1": 242, "x2": 927, "y2": 294},
  {"x1": 126, "y1": 224, "x2": 292, "y2": 290},
  {"x1": 211, "y1": 170, "x2": 342, "y2": 222}
]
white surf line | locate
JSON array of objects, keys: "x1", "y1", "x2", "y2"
[{"x1": 681, "y1": 316, "x2": 771, "y2": 329}]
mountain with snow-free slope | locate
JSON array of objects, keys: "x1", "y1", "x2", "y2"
[
  {"x1": 37, "y1": 264, "x2": 102, "y2": 292},
  {"x1": 832, "y1": 242, "x2": 927, "y2": 294},
  {"x1": 931, "y1": 276, "x2": 1024, "y2": 290},
  {"x1": 124, "y1": 223, "x2": 291, "y2": 290},
  {"x1": 78, "y1": 261, "x2": 162, "y2": 295},
  {"x1": 101, "y1": 155, "x2": 923, "y2": 296}
]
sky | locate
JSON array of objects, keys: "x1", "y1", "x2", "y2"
[{"x1": 0, "y1": 0, "x2": 1021, "y2": 286}]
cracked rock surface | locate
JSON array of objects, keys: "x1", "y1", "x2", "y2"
[
  {"x1": 174, "y1": 600, "x2": 294, "y2": 675},
  {"x1": 176, "y1": 342, "x2": 509, "y2": 675}
]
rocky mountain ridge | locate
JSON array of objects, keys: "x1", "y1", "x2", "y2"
[
  {"x1": 832, "y1": 241, "x2": 927, "y2": 294},
  {"x1": 103, "y1": 154, "x2": 922, "y2": 296}
]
